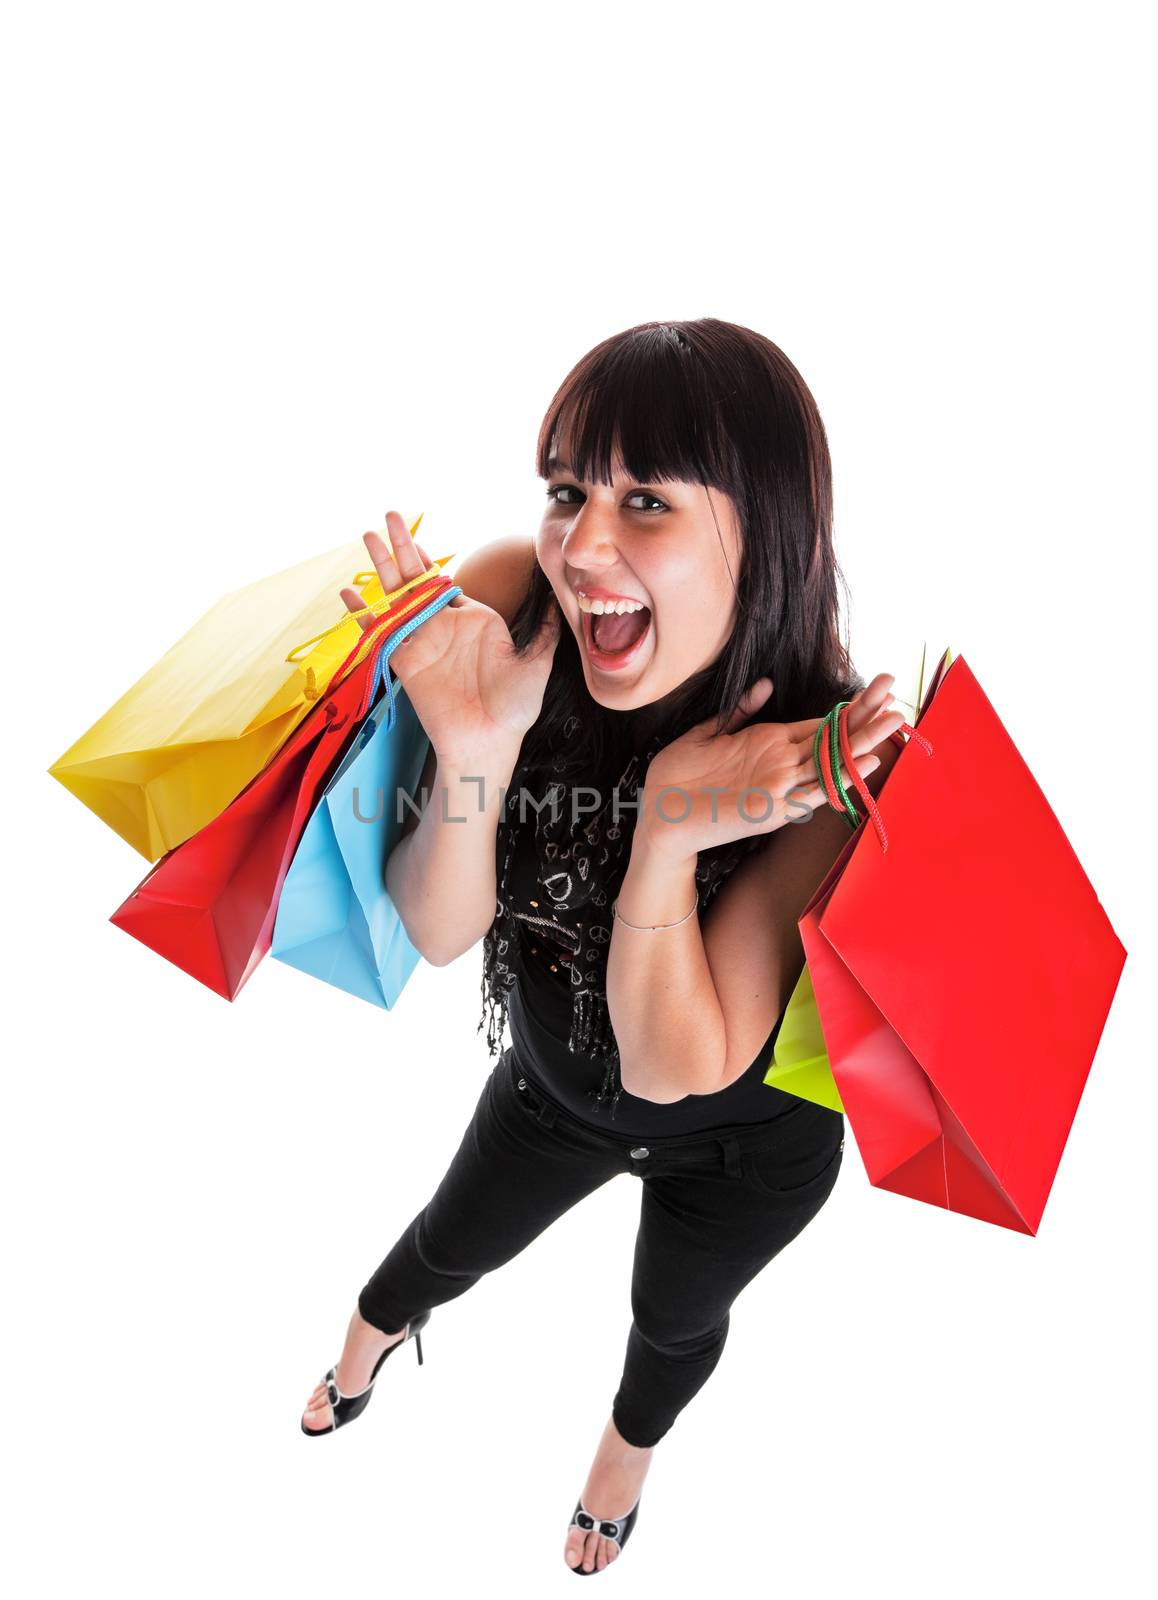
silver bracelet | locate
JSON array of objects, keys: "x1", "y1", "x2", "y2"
[{"x1": 611, "y1": 895, "x2": 698, "y2": 932}]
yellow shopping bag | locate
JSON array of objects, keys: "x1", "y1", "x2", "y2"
[
  {"x1": 48, "y1": 518, "x2": 451, "y2": 860},
  {"x1": 763, "y1": 962, "x2": 845, "y2": 1111},
  {"x1": 762, "y1": 642, "x2": 953, "y2": 1110}
]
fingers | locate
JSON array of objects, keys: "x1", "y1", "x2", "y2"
[
  {"x1": 340, "y1": 585, "x2": 380, "y2": 634},
  {"x1": 348, "y1": 518, "x2": 447, "y2": 629},
  {"x1": 711, "y1": 672, "x2": 898, "y2": 747},
  {"x1": 692, "y1": 677, "x2": 774, "y2": 739},
  {"x1": 358, "y1": 532, "x2": 434, "y2": 583},
  {"x1": 360, "y1": 510, "x2": 426, "y2": 600},
  {"x1": 846, "y1": 673, "x2": 896, "y2": 729},
  {"x1": 801, "y1": 707, "x2": 902, "y2": 768},
  {"x1": 846, "y1": 706, "x2": 906, "y2": 757},
  {"x1": 781, "y1": 673, "x2": 899, "y2": 746},
  {"x1": 382, "y1": 509, "x2": 428, "y2": 582},
  {"x1": 786, "y1": 753, "x2": 881, "y2": 813},
  {"x1": 722, "y1": 676, "x2": 773, "y2": 734}
]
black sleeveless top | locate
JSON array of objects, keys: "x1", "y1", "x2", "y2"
[{"x1": 504, "y1": 807, "x2": 806, "y2": 1137}]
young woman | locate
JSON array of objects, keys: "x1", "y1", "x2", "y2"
[{"x1": 300, "y1": 318, "x2": 905, "y2": 1574}]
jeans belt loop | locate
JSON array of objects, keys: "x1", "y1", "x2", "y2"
[
  {"x1": 719, "y1": 1134, "x2": 742, "y2": 1180},
  {"x1": 536, "y1": 1098, "x2": 558, "y2": 1130}
]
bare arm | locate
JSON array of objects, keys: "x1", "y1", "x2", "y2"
[
  {"x1": 371, "y1": 531, "x2": 541, "y2": 966},
  {"x1": 608, "y1": 681, "x2": 904, "y2": 1100},
  {"x1": 386, "y1": 745, "x2": 522, "y2": 966}
]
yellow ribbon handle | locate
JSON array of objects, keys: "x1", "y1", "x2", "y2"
[
  {"x1": 285, "y1": 513, "x2": 458, "y2": 664},
  {"x1": 317, "y1": 564, "x2": 463, "y2": 696}
]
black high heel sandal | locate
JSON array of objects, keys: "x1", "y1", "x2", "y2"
[
  {"x1": 301, "y1": 1308, "x2": 432, "y2": 1437},
  {"x1": 567, "y1": 1494, "x2": 642, "y2": 1573}
]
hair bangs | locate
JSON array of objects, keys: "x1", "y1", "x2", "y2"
[{"x1": 535, "y1": 324, "x2": 737, "y2": 497}]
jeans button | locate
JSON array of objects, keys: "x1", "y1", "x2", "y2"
[
  {"x1": 517, "y1": 1078, "x2": 527, "y2": 1091},
  {"x1": 629, "y1": 1146, "x2": 650, "y2": 1160}
]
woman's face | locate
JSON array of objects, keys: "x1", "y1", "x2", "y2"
[{"x1": 535, "y1": 446, "x2": 743, "y2": 710}]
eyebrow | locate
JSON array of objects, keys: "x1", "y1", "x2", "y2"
[{"x1": 543, "y1": 457, "x2": 664, "y2": 485}]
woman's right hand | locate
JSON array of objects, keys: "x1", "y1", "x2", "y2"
[{"x1": 339, "y1": 510, "x2": 561, "y2": 768}]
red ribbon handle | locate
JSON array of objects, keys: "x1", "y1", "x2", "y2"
[{"x1": 817, "y1": 707, "x2": 934, "y2": 851}]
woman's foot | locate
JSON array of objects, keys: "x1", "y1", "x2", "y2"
[
  {"x1": 301, "y1": 1307, "x2": 409, "y2": 1433},
  {"x1": 564, "y1": 1415, "x2": 655, "y2": 1573}
]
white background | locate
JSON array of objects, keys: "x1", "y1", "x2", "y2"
[{"x1": 5, "y1": 3, "x2": 1153, "y2": 1595}]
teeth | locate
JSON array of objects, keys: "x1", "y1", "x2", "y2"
[{"x1": 576, "y1": 593, "x2": 647, "y2": 615}]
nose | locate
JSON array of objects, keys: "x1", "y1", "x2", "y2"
[{"x1": 559, "y1": 497, "x2": 622, "y2": 572}]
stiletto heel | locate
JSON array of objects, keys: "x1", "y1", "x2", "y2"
[{"x1": 301, "y1": 1307, "x2": 432, "y2": 1437}]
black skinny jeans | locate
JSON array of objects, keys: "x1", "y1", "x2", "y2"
[{"x1": 359, "y1": 1045, "x2": 844, "y2": 1449}]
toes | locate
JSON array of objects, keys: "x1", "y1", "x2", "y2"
[
  {"x1": 563, "y1": 1522, "x2": 622, "y2": 1571},
  {"x1": 302, "y1": 1384, "x2": 333, "y2": 1432}
]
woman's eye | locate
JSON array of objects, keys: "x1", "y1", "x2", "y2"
[{"x1": 545, "y1": 484, "x2": 667, "y2": 512}]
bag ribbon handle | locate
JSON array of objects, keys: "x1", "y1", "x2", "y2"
[
  {"x1": 364, "y1": 581, "x2": 463, "y2": 733},
  {"x1": 285, "y1": 539, "x2": 457, "y2": 699},
  {"x1": 320, "y1": 569, "x2": 455, "y2": 696},
  {"x1": 812, "y1": 702, "x2": 934, "y2": 852},
  {"x1": 300, "y1": 574, "x2": 462, "y2": 747}
]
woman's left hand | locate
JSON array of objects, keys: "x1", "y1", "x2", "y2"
[{"x1": 637, "y1": 672, "x2": 906, "y2": 864}]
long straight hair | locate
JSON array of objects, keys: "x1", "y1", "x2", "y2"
[{"x1": 509, "y1": 318, "x2": 865, "y2": 847}]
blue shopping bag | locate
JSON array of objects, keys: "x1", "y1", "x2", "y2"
[{"x1": 270, "y1": 584, "x2": 456, "y2": 1007}]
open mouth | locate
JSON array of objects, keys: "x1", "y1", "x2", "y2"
[{"x1": 581, "y1": 603, "x2": 653, "y2": 671}]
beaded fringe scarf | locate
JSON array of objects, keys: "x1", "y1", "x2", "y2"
[{"x1": 478, "y1": 713, "x2": 744, "y2": 1120}]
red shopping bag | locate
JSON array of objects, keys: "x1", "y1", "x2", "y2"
[
  {"x1": 800, "y1": 653, "x2": 1126, "y2": 1235},
  {"x1": 110, "y1": 572, "x2": 452, "y2": 1000}
]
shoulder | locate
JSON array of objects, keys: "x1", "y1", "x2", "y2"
[{"x1": 451, "y1": 536, "x2": 538, "y2": 628}]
